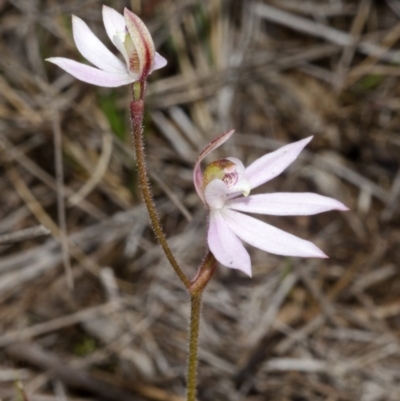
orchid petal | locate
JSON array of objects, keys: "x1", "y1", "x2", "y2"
[
  {"x1": 194, "y1": 130, "x2": 235, "y2": 203},
  {"x1": 208, "y1": 210, "x2": 252, "y2": 276},
  {"x1": 72, "y1": 15, "x2": 126, "y2": 74},
  {"x1": 111, "y1": 34, "x2": 133, "y2": 75},
  {"x1": 102, "y1": 6, "x2": 125, "y2": 45},
  {"x1": 124, "y1": 8, "x2": 155, "y2": 79},
  {"x1": 152, "y1": 52, "x2": 168, "y2": 72},
  {"x1": 227, "y1": 193, "x2": 349, "y2": 216},
  {"x1": 246, "y1": 136, "x2": 313, "y2": 190},
  {"x1": 222, "y1": 208, "x2": 327, "y2": 258},
  {"x1": 46, "y1": 58, "x2": 135, "y2": 87},
  {"x1": 204, "y1": 180, "x2": 227, "y2": 210}
]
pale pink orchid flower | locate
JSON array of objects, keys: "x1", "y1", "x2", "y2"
[
  {"x1": 194, "y1": 131, "x2": 349, "y2": 277},
  {"x1": 46, "y1": 6, "x2": 167, "y2": 87}
]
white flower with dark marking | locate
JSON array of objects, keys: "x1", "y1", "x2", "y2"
[
  {"x1": 194, "y1": 131, "x2": 349, "y2": 277},
  {"x1": 46, "y1": 6, "x2": 167, "y2": 87}
]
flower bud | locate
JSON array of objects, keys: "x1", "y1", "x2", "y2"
[{"x1": 124, "y1": 8, "x2": 156, "y2": 80}]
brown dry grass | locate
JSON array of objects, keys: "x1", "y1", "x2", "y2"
[{"x1": 1, "y1": 0, "x2": 400, "y2": 400}]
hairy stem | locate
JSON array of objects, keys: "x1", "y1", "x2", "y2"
[
  {"x1": 130, "y1": 81, "x2": 218, "y2": 400},
  {"x1": 187, "y1": 293, "x2": 202, "y2": 401},
  {"x1": 190, "y1": 252, "x2": 217, "y2": 294},
  {"x1": 130, "y1": 81, "x2": 190, "y2": 289},
  {"x1": 185, "y1": 252, "x2": 217, "y2": 401}
]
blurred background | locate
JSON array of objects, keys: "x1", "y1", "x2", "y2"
[{"x1": 1, "y1": 0, "x2": 400, "y2": 400}]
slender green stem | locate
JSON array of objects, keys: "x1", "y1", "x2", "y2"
[
  {"x1": 187, "y1": 293, "x2": 202, "y2": 401},
  {"x1": 130, "y1": 81, "x2": 191, "y2": 289}
]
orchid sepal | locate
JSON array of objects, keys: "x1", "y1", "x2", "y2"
[{"x1": 193, "y1": 129, "x2": 235, "y2": 203}]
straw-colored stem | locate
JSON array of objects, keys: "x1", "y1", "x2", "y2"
[{"x1": 130, "y1": 81, "x2": 190, "y2": 289}]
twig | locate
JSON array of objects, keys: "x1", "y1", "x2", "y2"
[
  {"x1": 0, "y1": 133, "x2": 106, "y2": 221},
  {"x1": 149, "y1": 171, "x2": 193, "y2": 223},
  {"x1": 334, "y1": 0, "x2": 373, "y2": 90},
  {"x1": 245, "y1": 272, "x2": 298, "y2": 347},
  {"x1": 68, "y1": 132, "x2": 113, "y2": 206},
  {"x1": 381, "y1": 168, "x2": 400, "y2": 221},
  {"x1": 0, "y1": 302, "x2": 120, "y2": 348},
  {"x1": 253, "y1": 2, "x2": 400, "y2": 63},
  {"x1": 16, "y1": 381, "x2": 31, "y2": 401},
  {"x1": 6, "y1": 343, "x2": 141, "y2": 401},
  {"x1": 0, "y1": 225, "x2": 50, "y2": 245},
  {"x1": 386, "y1": 0, "x2": 400, "y2": 18},
  {"x1": 91, "y1": 370, "x2": 185, "y2": 401},
  {"x1": 5, "y1": 166, "x2": 101, "y2": 280},
  {"x1": 345, "y1": 21, "x2": 400, "y2": 88},
  {"x1": 52, "y1": 110, "x2": 73, "y2": 290}
]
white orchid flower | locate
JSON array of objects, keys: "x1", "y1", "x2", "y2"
[
  {"x1": 194, "y1": 131, "x2": 349, "y2": 277},
  {"x1": 46, "y1": 6, "x2": 167, "y2": 87}
]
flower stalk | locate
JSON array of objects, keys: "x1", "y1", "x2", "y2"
[
  {"x1": 187, "y1": 293, "x2": 202, "y2": 401},
  {"x1": 130, "y1": 80, "x2": 191, "y2": 289},
  {"x1": 130, "y1": 82, "x2": 216, "y2": 397},
  {"x1": 186, "y1": 252, "x2": 217, "y2": 400},
  {"x1": 190, "y1": 252, "x2": 217, "y2": 294}
]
